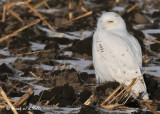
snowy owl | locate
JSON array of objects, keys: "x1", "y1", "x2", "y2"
[{"x1": 92, "y1": 12, "x2": 149, "y2": 100}]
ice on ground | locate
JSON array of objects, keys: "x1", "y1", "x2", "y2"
[
  {"x1": 143, "y1": 65, "x2": 160, "y2": 77},
  {"x1": 58, "y1": 44, "x2": 71, "y2": 49},
  {"x1": 0, "y1": 56, "x2": 37, "y2": 65},
  {"x1": 142, "y1": 9, "x2": 160, "y2": 14},
  {"x1": 30, "y1": 42, "x2": 46, "y2": 51},
  {"x1": 39, "y1": 106, "x2": 80, "y2": 114},
  {"x1": 112, "y1": 5, "x2": 126, "y2": 12},
  {"x1": 53, "y1": 59, "x2": 94, "y2": 74},
  {"x1": 142, "y1": 29, "x2": 160, "y2": 45},
  {"x1": 0, "y1": 48, "x2": 10, "y2": 56},
  {"x1": 36, "y1": 8, "x2": 62, "y2": 14},
  {"x1": 63, "y1": 51, "x2": 73, "y2": 57},
  {"x1": 36, "y1": 64, "x2": 54, "y2": 71},
  {"x1": 39, "y1": 27, "x2": 93, "y2": 40}
]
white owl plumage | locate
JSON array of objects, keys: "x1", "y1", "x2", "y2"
[{"x1": 92, "y1": 12, "x2": 149, "y2": 100}]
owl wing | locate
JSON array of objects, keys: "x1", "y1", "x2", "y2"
[
  {"x1": 127, "y1": 34, "x2": 142, "y2": 68},
  {"x1": 97, "y1": 30, "x2": 148, "y2": 98},
  {"x1": 97, "y1": 30, "x2": 142, "y2": 80}
]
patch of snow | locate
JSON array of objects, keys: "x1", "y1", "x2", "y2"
[
  {"x1": 29, "y1": 83, "x2": 49, "y2": 95},
  {"x1": 0, "y1": 0, "x2": 5, "y2": 4},
  {"x1": 36, "y1": 8, "x2": 61, "y2": 13},
  {"x1": 142, "y1": 29, "x2": 160, "y2": 36},
  {"x1": 53, "y1": 59, "x2": 94, "y2": 74},
  {"x1": 36, "y1": 64, "x2": 54, "y2": 71},
  {"x1": 112, "y1": 5, "x2": 126, "y2": 12},
  {"x1": 133, "y1": 24, "x2": 146, "y2": 30},
  {"x1": 63, "y1": 51, "x2": 73, "y2": 57},
  {"x1": 39, "y1": 27, "x2": 93, "y2": 40},
  {"x1": 143, "y1": 65, "x2": 160, "y2": 77},
  {"x1": 0, "y1": 57, "x2": 17, "y2": 65},
  {"x1": 30, "y1": 42, "x2": 46, "y2": 51},
  {"x1": 58, "y1": 44, "x2": 70, "y2": 49},
  {"x1": 0, "y1": 48, "x2": 10, "y2": 56},
  {"x1": 0, "y1": 56, "x2": 37, "y2": 65},
  {"x1": 83, "y1": 1, "x2": 100, "y2": 8},
  {"x1": 142, "y1": 9, "x2": 160, "y2": 14},
  {"x1": 142, "y1": 29, "x2": 160, "y2": 45},
  {"x1": 39, "y1": 106, "x2": 80, "y2": 114}
]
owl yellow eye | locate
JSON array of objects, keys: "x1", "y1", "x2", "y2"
[{"x1": 108, "y1": 20, "x2": 114, "y2": 23}]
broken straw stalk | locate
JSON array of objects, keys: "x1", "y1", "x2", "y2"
[
  {"x1": 145, "y1": 103, "x2": 158, "y2": 114},
  {"x1": 0, "y1": 87, "x2": 34, "y2": 114},
  {"x1": 26, "y1": 1, "x2": 56, "y2": 32},
  {"x1": 8, "y1": 9, "x2": 24, "y2": 23},
  {"x1": 1, "y1": 0, "x2": 91, "y2": 42},
  {"x1": 100, "y1": 78, "x2": 136, "y2": 110},
  {"x1": 83, "y1": 68, "x2": 158, "y2": 113},
  {"x1": 0, "y1": 19, "x2": 41, "y2": 43},
  {"x1": 63, "y1": 11, "x2": 93, "y2": 24},
  {"x1": 2, "y1": 0, "x2": 55, "y2": 32},
  {"x1": 0, "y1": 87, "x2": 18, "y2": 114},
  {"x1": 127, "y1": 2, "x2": 140, "y2": 13},
  {"x1": 29, "y1": 0, "x2": 49, "y2": 13},
  {"x1": 29, "y1": 71, "x2": 42, "y2": 80},
  {"x1": 100, "y1": 68, "x2": 145, "y2": 109},
  {"x1": 14, "y1": 88, "x2": 34, "y2": 107},
  {"x1": 145, "y1": 38, "x2": 160, "y2": 44}
]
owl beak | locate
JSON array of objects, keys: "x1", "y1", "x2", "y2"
[{"x1": 108, "y1": 20, "x2": 114, "y2": 23}]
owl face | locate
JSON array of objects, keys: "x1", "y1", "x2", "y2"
[{"x1": 97, "y1": 12, "x2": 126, "y2": 31}]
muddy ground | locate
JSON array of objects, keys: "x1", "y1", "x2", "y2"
[{"x1": 0, "y1": 0, "x2": 160, "y2": 114}]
